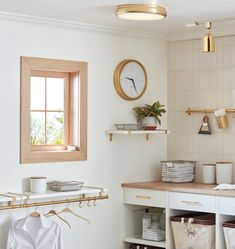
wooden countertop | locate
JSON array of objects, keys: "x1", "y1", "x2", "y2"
[{"x1": 121, "y1": 181, "x2": 235, "y2": 197}]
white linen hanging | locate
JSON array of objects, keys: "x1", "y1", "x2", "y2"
[{"x1": 6, "y1": 215, "x2": 63, "y2": 249}]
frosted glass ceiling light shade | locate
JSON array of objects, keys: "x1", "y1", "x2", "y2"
[
  {"x1": 116, "y1": 4, "x2": 167, "y2": 21},
  {"x1": 203, "y1": 22, "x2": 215, "y2": 52}
]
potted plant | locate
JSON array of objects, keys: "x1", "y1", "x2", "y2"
[{"x1": 133, "y1": 101, "x2": 166, "y2": 130}]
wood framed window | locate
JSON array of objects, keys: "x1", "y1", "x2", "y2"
[{"x1": 20, "y1": 57, "x2": 87, "y2": 163}]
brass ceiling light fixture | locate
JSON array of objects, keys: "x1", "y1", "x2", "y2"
[
  {"x1": 116, "y1": 4, "x2": 167, "y2": 21},
  {"x1": 203, "y1": 22, "x2": 215, "y2": 53},
  {"x1": 186, "y1": 17, "x2": 235, "y2": 53}
]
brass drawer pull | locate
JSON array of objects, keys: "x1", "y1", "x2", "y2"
[
  {"x1": 182, "y1": 200, "x2": 202, "y2": 206},
  {"x1": 135, "y1": 195, "x2": 151, "y2": 200}
]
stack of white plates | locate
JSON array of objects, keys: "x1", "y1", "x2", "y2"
[{"x1": 161, "y1": 160, "x2": 196, "y2": 183}]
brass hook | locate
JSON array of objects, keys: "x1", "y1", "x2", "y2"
[
  {"x1": 232, "y1": 109, "x2": 235, "y2": 119},
  {"x1": 66, "y1": 199, "x2": 70, "y2": 208},
  {"x1": 87, "y1": 200, "x2": 91, "y2": 207},
  {"x1": 203, "y1": 114, "x2": 209, "y2": 123},
  {"x1": 93, "y1": 199, "x2": 97, "y2": 206}
]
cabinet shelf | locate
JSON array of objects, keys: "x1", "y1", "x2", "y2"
[
  {"x1": 106, "y1": 129, "x2": 169, "y2": 141},
  {"x1": 124, "y1": 235, "x2": 166, "y2": 248}
]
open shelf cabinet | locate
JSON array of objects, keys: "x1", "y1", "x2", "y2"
[{"x1": 124, "y1": 235, "x2": 166, "y2": 248}]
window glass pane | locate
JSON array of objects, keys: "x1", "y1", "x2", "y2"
[
  {"x1": 46, "y1": 112, "x2": 64, "y2": 145},
  {"x1": 46, "y1": 78, "x2": 64, "y2": 111},
  {"x1": 30, "y1": 112, "x2": 45, "y2": 145},
  {"x1": 30, "y1": 77, "x2": 45, "y2": 110}
]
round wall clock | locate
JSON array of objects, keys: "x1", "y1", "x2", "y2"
[{"x1": 113, "y1": 59, "x2": 147, "y2": 100}]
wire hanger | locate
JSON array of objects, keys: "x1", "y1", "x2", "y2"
[
  {"x1": 44, "y1": 205, "x2": 71, "y2": 229},
  {"x1": 58, "y1": 202, "x2": 91, "y2": 225}
]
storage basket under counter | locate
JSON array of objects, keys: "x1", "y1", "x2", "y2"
[
  {"x1": 133, "y1": 208, "x2": 165, "y2": 242},
  {"x1": 170, "y1": 213, "x2": 215, "y2": 249},
  {"x1": 161, "y1": 160, "x2": 196, "y2": 183}
]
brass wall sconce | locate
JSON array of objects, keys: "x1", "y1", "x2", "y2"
[
  {"x1": 186, "y1": 17, "x2": 235, "y2": 53},
  {"x1": 203, "y1": 22, "x2": 215, "y2": 52}
]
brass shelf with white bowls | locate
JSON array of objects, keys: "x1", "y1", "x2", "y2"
[{"x1": 106, "y1": 129, "x2": 170, "y2": 141}]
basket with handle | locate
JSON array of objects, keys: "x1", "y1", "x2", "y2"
[{"x1": 171, "y1": 213, "x2": 215, "y2": 249}]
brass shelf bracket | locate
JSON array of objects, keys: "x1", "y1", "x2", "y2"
[{"x1": 0, "y1": 193, "x2": 16, "y2": 206}]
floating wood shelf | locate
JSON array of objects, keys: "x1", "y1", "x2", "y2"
[
  {"x1": 106, "y1": 129, "x2": 169, "y2": 141},
  {"x1": 186, "y1": 108, "x2": 235, "y2": 115}
]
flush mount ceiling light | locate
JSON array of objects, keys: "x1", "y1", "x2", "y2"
[
  {"x1": 203, "y1": 22, "x2": 215, "y2": 53},
  {"x1": 116, "y1": 4, "x2": 167, "y2": 21}
]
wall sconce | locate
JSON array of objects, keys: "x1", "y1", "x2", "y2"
[
  {"x1": 203, "y1": 22, "x2": 215, "y2": 52},
  {"x1": 186, "y1": 17, "x2": 235, "y2": 53}
]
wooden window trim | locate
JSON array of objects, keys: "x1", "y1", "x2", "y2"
[{"x1": 20, "y1": 56, "x2": 87, "y2": 163}]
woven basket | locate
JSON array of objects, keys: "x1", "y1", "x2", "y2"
[
  {"x1": 47, "y1": 181, "x2": 84, "y2": 192},
  {"x1": 171, "y1": 213, "x2": 215, "y2": 249}
]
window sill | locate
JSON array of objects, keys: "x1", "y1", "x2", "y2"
[{"x1": 21, "y1": 149, "x2": 86, "y2": 164}]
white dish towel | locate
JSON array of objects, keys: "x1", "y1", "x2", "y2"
[{"x1": 213, "y1": 184, "x2": 235, "y2": 190}]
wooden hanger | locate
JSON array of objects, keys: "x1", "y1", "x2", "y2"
[
  {"x1": 30, "y1": 207, "x2": 41, "y2": 217},
  {"x1": 58, "y1": 204, "x2": 91, "y2": 225},
  {"x1": 44, "y1": 209, "x2": 71, "y2": 228}
]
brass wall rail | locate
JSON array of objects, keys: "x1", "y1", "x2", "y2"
[
  {"x1": 186, "y1": 108, "x2": 235, "y2": 115},
  {"x1": 0, "y1": 194, "x2": 109, "y2": 211},
  {"x1": 0, "y1": 187, "x2": 108, "y2": 211}
]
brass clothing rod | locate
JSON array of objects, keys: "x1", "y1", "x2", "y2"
[
  {"x1": 186, "y1": 108, "x2": 235, "y2": 115},
  {"x1": 0, "y1": 195, "x2": 108, "y2": 211}
]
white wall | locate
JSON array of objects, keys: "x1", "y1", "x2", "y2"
[
  {"x1": 0, "y1": 19, "x2": 167, "y2": 249},
  {"x1": 167, "y1": 36, "x2": 235, "y2": 182}
]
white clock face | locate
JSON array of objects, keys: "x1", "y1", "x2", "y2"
[{"x1": 120, "y1": 61, "x2": 146, "y2": 99}]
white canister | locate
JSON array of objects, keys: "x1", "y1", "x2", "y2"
[
  {"x1": 202, "y1": 164, "x2": 216, "y2": 184},
  {"x1": 30, "y1": 177, "x2": 47, "y2": 193},
  {"x1": 216, "y1": 162, "x2": 233, "y2": 184}
]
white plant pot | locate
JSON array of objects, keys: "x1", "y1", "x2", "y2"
[{"x1": 142, "y1": 117, "x2": 157, "y2": 130}]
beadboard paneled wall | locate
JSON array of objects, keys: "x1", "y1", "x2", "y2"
[{"x1": 167, "y1": 36, "x2": 235, "y2": 182}]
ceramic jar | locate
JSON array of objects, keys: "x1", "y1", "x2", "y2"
[
  {"x1": 202, "y1": 164, "x2": 216, "y2": 184},
  {"x1": 30, "y1": 176, "x2": 47, "y2": 193},
  {"x1": 216, "y1": 162, "x2": 233, "y2": 184}
]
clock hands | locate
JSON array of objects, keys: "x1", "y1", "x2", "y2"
[{"x1": 125, "y1": 77, "x2": 138, "y2": 94}]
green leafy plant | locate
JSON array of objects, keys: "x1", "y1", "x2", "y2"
[{"x1": 133, "y1": 101, "x2": 166, "y2": 125}]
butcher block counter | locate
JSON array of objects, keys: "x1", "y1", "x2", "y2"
[{"x1": 121, "y1": 181, "x2": 235, "y2": 197}]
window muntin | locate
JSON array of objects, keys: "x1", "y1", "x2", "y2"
[
  {"x1": 20, "y1": 57, "x2": 87, "y2": 163},
  {"x1": 30, "y1": 71, "x2": 69, "y2": 149}
]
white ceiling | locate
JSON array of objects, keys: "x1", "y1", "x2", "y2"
[{"x1": 1, "y1": 0, "x2": 235, "y2": 40}]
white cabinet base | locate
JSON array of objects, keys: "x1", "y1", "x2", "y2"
[{"x1": 123, "y1": 186, "x2": 235, "y2": 249}]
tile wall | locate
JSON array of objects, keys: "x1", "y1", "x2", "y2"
[{"x1": 168, "y1": 35, "x2": 235, "y2": 182}]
